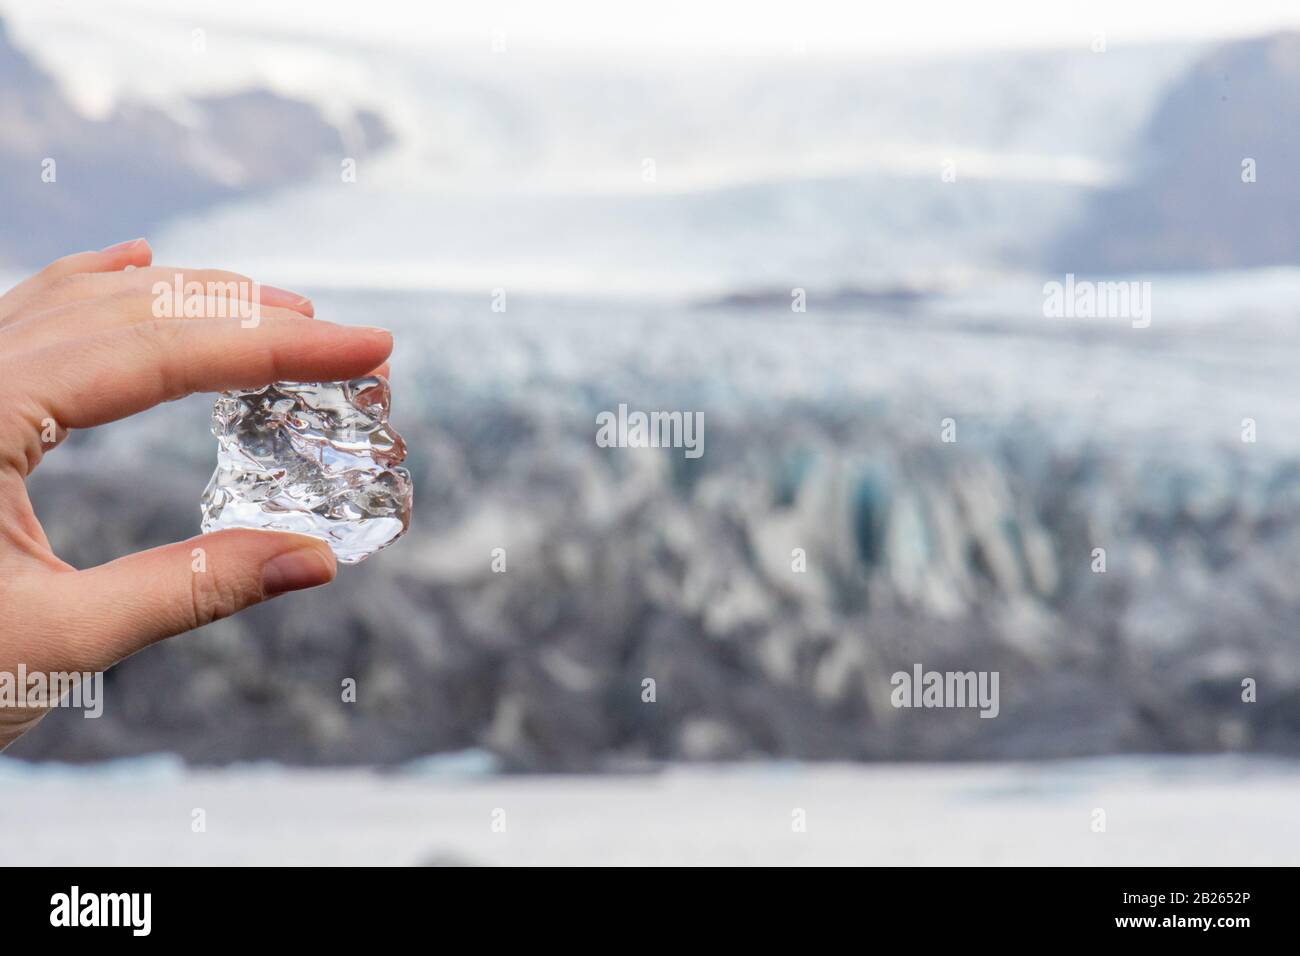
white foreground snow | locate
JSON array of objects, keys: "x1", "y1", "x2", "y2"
[{"x1": 0, "y1": 755, "x2": 1295, "y2": 866}]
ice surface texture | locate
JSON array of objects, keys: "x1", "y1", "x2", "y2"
[{"x1": 200, "y1": 378, "x2": 413, "y2": 564}]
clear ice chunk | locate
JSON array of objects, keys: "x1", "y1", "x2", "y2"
[{"x1": 200, "y1": 378, "x2": 413, "y2": 564}]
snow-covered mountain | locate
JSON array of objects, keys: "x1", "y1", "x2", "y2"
[{"x1": 0, "y1": 10, "x2": 1207, "y2": 291}]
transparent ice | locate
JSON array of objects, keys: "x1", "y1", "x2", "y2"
[{"x1": 200, "y1": 378, "x2": 413, "y2": 563}]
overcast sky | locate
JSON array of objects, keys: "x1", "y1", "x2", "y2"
[{"x1": 5, "y1": 0, "x2": 1300, "y2": 57}]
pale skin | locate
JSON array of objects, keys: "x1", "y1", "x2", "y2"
[{"x1": 0, "y1": 239, "x2": 394, "y2": 749}]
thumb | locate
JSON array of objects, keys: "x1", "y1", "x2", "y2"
[{"x1": 48, "y1": 529, "x2": 335, "y2": 670}]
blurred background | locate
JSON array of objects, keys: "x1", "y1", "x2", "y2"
[{"x1": 2, "y1": 0, "x2": 1300, "y2": 864}]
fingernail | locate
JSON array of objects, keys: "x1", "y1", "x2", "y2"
[
  {"x1": 259, "y1": 284, "x2": 314, "y2": 316},
  {"x1": 358, "y1": 326, "x2": 393, "y2": 346},
  {"x1": 262, "y1": 547, "x2": 335, "y2": 596},
  {"x1": 100, "y1": 238, "x2": 145, "y2": 253}
]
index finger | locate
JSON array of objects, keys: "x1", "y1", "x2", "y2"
[
  {"x1": 0, "y1": 240, "x2": 154, "y2": 324},
  {"x1": 12, "y1": 313, "x2": 393, "y2": 432}
]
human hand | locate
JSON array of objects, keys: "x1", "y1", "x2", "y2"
[{"x1": 0, "y1": 240, "x2": 393, "y2": 748}]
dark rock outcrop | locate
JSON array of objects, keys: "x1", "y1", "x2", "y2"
[
  {"x1": 1052, "y1": 33, "x2": 1300, "y2": 272},
  {"x1": 0, "y1": 18, "x2": 391, "y2": 267}
]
